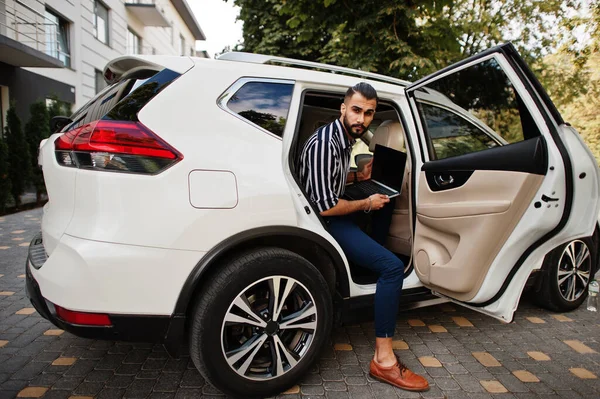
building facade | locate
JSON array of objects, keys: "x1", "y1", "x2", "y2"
[{"x1": 0, "y1": 0, "x2": 205, "y2": 129}]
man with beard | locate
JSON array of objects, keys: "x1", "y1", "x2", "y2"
[{"x1": 299, "y1": 83, "x2": 429, "y2": 392}]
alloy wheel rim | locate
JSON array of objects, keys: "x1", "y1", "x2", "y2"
[
  {"x1": 557, "y1": 240, "x2": 592, "y2": 302},
  {"x1": 220, "y1": 275, "x2": 318, "y2": 381}
]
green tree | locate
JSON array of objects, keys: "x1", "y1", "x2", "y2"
[
  {"x1": 5, "y1": 103, "x2": 31, "y2": 208},
  {"x1": 47, "y1": 94, "x2": 71, "y2": 120},
  {"x1": 0, "y1": 136, "x2": 10, "y2": 213},
  {"x1": 24, "y1": 101, "x2": 51, "y2": 204},
  {"x1": 232, "y1": 0, "x2": 583, "y2": 80}
]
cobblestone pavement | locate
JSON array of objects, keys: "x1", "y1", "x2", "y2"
[{"x1": 1, "y1": 208, "x2": 599, "y2": 399}]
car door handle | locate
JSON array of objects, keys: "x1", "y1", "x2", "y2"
[
  {"x1": 541, "y1": 194, "x2": 559, "y2": 202},
  {"x1": 434, "y1": 174, "x2": 454, "y2": 187}
]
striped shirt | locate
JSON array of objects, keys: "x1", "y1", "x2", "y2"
[{"x1": 299, "y1": 119, "x2": 354, "y2": 213}]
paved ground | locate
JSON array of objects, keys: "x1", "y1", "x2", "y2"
[{"x1": 0, "y1": 208, "x2": 599, "y2": 399}]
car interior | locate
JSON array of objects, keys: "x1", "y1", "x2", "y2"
[{"x1": 290, "y1": 91, "x2": 413, "y2": 284}]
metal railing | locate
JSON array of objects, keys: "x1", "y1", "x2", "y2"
[{"x1": 0, "y1": 0, "x2": 68, "y2": 66}]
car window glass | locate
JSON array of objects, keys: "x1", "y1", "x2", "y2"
[
  {"x1": 417, "y1": 103, "x2": 500, "y2": 160},
  {"x1": 66, "y1": 75, "x2": 157, "y2": 131},
  {"x1": 227, "y1": 82, "x2": 294, "y2": 137},
  {"x1": 415, "y1": 57, "x2": 541, "y2": 160}
]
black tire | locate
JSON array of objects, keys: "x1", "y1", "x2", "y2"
[
  {"x1": 189, "y1": 247, "x2": 333, "y2": 398},
  {"x1": 535, "y1": 237, "x2": 597, "y2": 312}
]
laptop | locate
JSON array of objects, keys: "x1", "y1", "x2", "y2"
[{"x1": 344, "y1": 144, "x2": 407, "y2": 200}]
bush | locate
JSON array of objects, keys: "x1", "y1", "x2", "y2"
[
  {"x1": 5, "y1": 103, "x2": 31, "y2": 208},
  {"x1": 47, "y1": 94, "x2": 71, "y2": 120},
  {"x1": 24, "y1": 101, "x2": 50, "y2": 204},
  {"x1": 0, "y1": 136, "x2": 10, "y2": 213}
]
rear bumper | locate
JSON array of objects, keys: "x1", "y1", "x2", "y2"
[{"x1": 25, "y1": 237, "x2": 176, "y2": 345}]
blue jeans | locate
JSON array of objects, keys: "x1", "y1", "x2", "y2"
[{"x1": 325, "y1": 201, "x2": 403, "y2": 337}]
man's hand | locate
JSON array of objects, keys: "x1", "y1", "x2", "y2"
[
  {"x1": 360, "y1": 158, "x2": 373, "y2": 181},
  {"x1": 367, "y1": 194, "x2": 389, "y2": 211}
]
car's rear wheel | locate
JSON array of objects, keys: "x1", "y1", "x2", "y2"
[
  {"x1": 535, "y1": 237, "x2": 596, "y2": 312},
  {"x1": 189, "y1": 247, "x2": 333, "y2": 398}
]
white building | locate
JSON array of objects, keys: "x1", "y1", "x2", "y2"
[{"x1": 0, "y1": 0, "x2": 205, "y2": 127}]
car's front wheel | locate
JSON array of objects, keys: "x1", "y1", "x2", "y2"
[
  {"x1": 535, "y1": 237, "x2": 596, "y2": 312},
  {"x1": 189, "y1": 247, "x2": 333, "y2": 398}
]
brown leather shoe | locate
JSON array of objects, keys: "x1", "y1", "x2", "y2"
[{"x1": 369, "y1": 358, "x2": 429, "y2": 391}]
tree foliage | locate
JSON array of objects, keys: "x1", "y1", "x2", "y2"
[
  {"x1": 232, "y1": 0, "x2": 599, "y2": 162},
  {"x1": 5, "y1": 103, "x2": 31, "y2": 208},
  {"x1": 47, "y1": 94, "x2": 71, "y2": 120},
  {"x1": 24, "y1": 101, "x2": 50, "y2": 204},
  {"x1": 0, "y1": 136, "x2": 10, "y2": 213},
  {"x1": 232, "y1": 0, "x2": 585, "y2": 80}
]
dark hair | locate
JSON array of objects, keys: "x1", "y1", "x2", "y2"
[{"x1": 344, "y1": 82, "x2": 378, "y2": 105}]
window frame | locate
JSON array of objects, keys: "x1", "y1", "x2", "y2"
[
  {"x1": 45, "y1": 8, "x2": 71, "y2": 68},
  {"x1": 94, "y1": 0, "x2": 110, "y2": 45},
  {"x1": 179, "y1": 34, "x2": 185, "y2": 56},
  {"x1": 407, "y1": 53, "x2": 548, "y2": 163},
  {"x1": 217, "y1": 77, "x2": 295, "y2": 140},
  {"x1": 127, "y1": 27, "x2": 141, "y2": 55},
  {"x1": 94, "y1": 69, "x2": 109, "y2": 94}
]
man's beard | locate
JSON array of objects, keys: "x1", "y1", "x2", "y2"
[{"x1": 343, "y1": 115, "x2": 367, "y2": 139}]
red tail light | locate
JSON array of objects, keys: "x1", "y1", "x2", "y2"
[
  {"x1": 54, "y1": 120, "x2": 182, "y2": 174},
  {"x1": 55, "y1": 305, "x2": 112, "y2": 326}
]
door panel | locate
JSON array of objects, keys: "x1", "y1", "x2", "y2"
[
  {"x1": 422, "y1": 136, "x2": 547, "y2": 175},
  {"x1": 415, "y1": 171, "x2": 543, "y2": 301},
  {"x1": 404, "y1": 43, "x2": 600, "y2": 321}
]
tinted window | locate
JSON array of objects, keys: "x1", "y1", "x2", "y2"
[
  {"x1": 66, "y1": 69, "x2": 175, "y2": 130},
  {"x1": 418, "y1": 103, "x2": 499, "y2": 160},
  {"x1": 227, "y1": 82, "x2": 293, "y2": 137},
  {"x1": 415, "y1": 57, "x2": 541, "y2": 159}
]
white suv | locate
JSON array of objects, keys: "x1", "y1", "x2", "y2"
[{"x1": 26, "y1": 43, "x2": 599, "y2": 398}]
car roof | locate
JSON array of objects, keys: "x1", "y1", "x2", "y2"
[
  {"x1": 104, "y1": 54, "x2": 411, "y2": 99},
  {"x1": 216, "y1": 52, "x2": 411, "y2": 87}
]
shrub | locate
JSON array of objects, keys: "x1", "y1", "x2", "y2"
[{"x1": 5, "y1": 103, "x2": 31, "y2": 208}]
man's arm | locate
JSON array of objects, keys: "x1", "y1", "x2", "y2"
[
  {"x1": 346, "y1": 158, "x2": 373, "y2": 184},
  {"x1": 320, "y1": 194, "x2": 389, "y2": 217},
  {"x1": 321, "y1": 198, "x2": 368, "y2": 217}
]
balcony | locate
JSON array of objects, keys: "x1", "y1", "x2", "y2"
[
  {"x1": 0, "y1": 0, "x2": 65, "y2": 67},
  {"x1": 125, "y1": 0, "x2": 170, "y2": 28}
]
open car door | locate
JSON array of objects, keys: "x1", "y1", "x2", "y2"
[{"x1": 405, "y1": 43, "x2": 599, "y2": 322}]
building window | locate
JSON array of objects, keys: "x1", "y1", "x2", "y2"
[
  {"x1": 95, "y1": 70, "x2": 108, "y2": 94},
  {"x1": 45, "y1": 9, "x2": 70, "y2": 67},
  {"x1": 127, "y1": 28, "x2": 141, "y2": 54},
  {"x1": 179, "y1": 34, "x2": 185, "y2": 56},
  {"x1": 94, "y1": 1, "x2": 109, "y2": 45},
  {"x1": 227, "y1": 81, "x2": 294, "y2": 137}
]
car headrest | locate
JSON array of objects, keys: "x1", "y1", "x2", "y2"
[{"x1": 369, "y1": 120, "x2": 405, "y2": 152}]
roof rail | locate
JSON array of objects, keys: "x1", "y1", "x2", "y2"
[{"x1": 217, "y1": 52, "x2": 410, "y2": 87}]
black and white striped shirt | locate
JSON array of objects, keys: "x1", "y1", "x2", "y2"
[{"x1": 299, "y1": 119, "x2": 354, "y2": 213}]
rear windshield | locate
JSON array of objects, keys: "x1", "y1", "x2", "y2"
[{"x1": 63, "y1": 70, "x2": 158, "y2": 132}]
